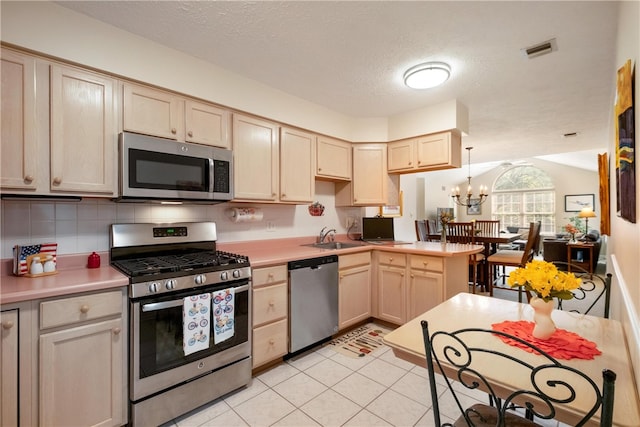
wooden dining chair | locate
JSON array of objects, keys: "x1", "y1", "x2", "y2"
[
  {"x1": 474, "y1": 219, "x2": 501, "y2": 255},
  {"x1": 486, "y1": 221, "x2": 541, "y2": 301},
  {"x1": 447, "y1": 222, "x2": 484, "y2": 293},
  {"x1": 421, "y1": 320, "x2": 617, "y2": 427}
]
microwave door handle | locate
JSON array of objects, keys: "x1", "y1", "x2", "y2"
[{"x1": 208, "y1": 158, "x2": 215, "y2": 193}]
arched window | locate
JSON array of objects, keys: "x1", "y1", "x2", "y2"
[{"x1": 492, "y1": 165, "x2": 555, "y2": 233}]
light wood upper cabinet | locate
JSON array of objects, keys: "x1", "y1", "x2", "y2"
[
  {"x1": 388, "y1": 130, "x2": 462, "y2": 173},
  {"x1": 184, "y1": 100, "x2": 230, "y2": 148},
  {"x1": 336, "y1": 143, "x2": 388, "y2": 206},
  {"x1": 123, "y1": 83, "x2": 231, "y2": 148},
  {"x1": 279, "y1": 127, "x2": 315, "y2": 203},
  {"x1": 232, "y1": 114, "x2": 280, "y2": 202},
  {"x1": 316, "y1": 136, "x2": 352, "y2": 181},
  {"x1": 1, "y1": 49, "x2": 38, "y2": 191},
  {"x1": 50, "y1": 64, "x2": 117, "y2": 195},
  {"x1": 123, "y1": 83, "x2": 184, "y2": 140}
]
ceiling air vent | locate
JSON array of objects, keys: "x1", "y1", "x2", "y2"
[{"x1": 522, "y1": 38, "x2": 557, "y2": 59}]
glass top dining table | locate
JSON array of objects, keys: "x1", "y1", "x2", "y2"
[{"x1": 382, "y1": 293, "x2": 640, "y2": 427}]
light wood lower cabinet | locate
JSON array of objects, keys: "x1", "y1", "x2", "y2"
[
  {"x1": 376, "y1": 251, "x2": 407, "y2": 325},
  {"x1": 407, "y1": 255, "x2": 445, "y2": 321},
  {"x1": 38, "y1": 289, "x2": 127, "y2": 427},
  {"x1": 338, "y1": 252, "x2": 371, "y2": 330},
  {"x1": 252, "y1": 265, "x2": 288, "y2": 368},
  {"x1": 1, "y1": 309, "x2": 19, "y2": 427}
]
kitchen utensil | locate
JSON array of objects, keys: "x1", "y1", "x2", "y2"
[
  {"x1": 347, "y1": 342, "x2": 370, "y2": 354},
  {"x1": 342, "y1": 346, "x2": 364, "y2": 357}
]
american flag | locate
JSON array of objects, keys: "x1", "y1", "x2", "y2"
[{"x1": 13, "y1": 243, "x2": 57, "y2": 275}]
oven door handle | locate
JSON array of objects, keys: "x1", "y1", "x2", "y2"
[{"x1": 141, "y1": 283, "x2": 250, "y2": 312}]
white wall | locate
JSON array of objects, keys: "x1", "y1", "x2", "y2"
[{"x1": 609, "y1": 0, "x2": 640, "y2": 395}]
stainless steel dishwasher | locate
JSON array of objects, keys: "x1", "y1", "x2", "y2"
[{"x1": 288, "y1": 255, "x2": 339, "y2": 353}]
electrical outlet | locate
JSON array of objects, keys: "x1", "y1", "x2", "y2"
[{"x1": 266, "y1": 222, "x2": 276, "y2": 232}]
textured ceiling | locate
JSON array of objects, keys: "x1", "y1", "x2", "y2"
[{"x1": 55, "y1": 1, "x2": 619, "y2": 170}]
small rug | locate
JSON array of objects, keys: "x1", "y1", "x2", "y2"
[{"x1": 326, "y1": 324, "x2": 391, "y2": 358}]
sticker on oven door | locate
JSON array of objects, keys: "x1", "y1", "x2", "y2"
[{"x1": 183, "y1": 293, "x2": 211, "y2": 356}]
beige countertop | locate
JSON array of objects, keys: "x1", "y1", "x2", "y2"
[{"x1": 1, "y1": 238, "x2": 482, "y2": 304}]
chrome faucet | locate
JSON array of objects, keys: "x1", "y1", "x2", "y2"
[{"x1": 318, "y1": 227, "x2": 337, "y2": 244}]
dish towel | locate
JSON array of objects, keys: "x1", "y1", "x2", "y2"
[
  {"x1": 183, "y1": 293, "x2": 211, "y2": 356},
  {"x1": 213, "y1": 287, "x2": 235, "y2": 344}
]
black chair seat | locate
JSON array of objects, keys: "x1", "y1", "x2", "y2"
[{"x1": 453, "y1": 403, "x2": 539, "y2": 427}]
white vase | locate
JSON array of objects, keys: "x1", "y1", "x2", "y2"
[{"x1": 530, "y1": 296, "x2": 556, "y2": 339}]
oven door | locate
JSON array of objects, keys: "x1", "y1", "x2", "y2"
[{"x1": 130, "y1": 280, "x2": 251, "y2": 401}]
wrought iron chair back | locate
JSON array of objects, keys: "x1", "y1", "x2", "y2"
[
  {"x1": 421, "y1": 320, "x2": 616, "y2": 427},
  {"x1": 548, "y1": 261, "x2": 611, "y2": 318}
]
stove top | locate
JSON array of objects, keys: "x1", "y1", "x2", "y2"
[{"x1": 112, "y1": 251, "x2": 249, "y2": 278}]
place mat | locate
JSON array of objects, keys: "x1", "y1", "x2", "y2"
[
  {"x1": 326, "y1": 324, "x2": 390, "y2": 358},
  {"x1": 491, "y1": 320, "x2": 601, "y2": 360}
]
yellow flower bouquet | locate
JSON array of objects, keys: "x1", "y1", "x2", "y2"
[{"x1": 508, "y1": 260, "x2": 581, "y2": 302}]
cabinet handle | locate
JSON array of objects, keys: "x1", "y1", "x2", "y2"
[
  {"x1": 268, "y1": 299, "x2": 275, "y2": 307},
  {"x1": 52, "y1": 177, "x2": 62, "y2": 186},
  {"x1": 2, "y1": 320, "x2": 14, "y2": 330},
  {"x1": 113, "y1": 327, "x2": 121, "y2": 335},
  {"x1": 187, "y1": 130, "x2": 193, "y2": 137},
  {"x1": 80, "y1": 304, "x2": 90, "y2": 314},
  {"x1": 171, "y1": 128, "x2": 177, "y2": 134},
  {"x1": 24, "y1": 175, "x2": 34, "y2": 183},
  {"x1": 268, "y1": 338, "x2": 275, "y2": 345}
]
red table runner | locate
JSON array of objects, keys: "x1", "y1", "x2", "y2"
[{"x1": 491, "y1": 320, "x2": 601, "y2": 360}]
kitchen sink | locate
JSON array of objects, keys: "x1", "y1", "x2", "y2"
[{"x1": 301, "y1": 241, "x2": 363, "y2": 250}]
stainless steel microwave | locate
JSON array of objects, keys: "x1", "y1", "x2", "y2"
[{"x1": 117, "y1": 132, "x2": 233, "y2": 202}]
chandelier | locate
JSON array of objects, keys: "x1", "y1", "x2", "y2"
[{"x1": 451, "y1": 147, "x2": 488, "y2": 208}]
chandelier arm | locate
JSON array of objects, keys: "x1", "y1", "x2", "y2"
[{"x1": 450, "y1": 147, "x2": 488, "y2": 208}]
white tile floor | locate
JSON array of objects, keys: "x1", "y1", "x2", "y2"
[{"x1": 163, "y1": 320, "x2": 567, "y2": 427}]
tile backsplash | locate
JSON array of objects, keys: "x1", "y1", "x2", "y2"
[{"x1": 1, "y1": 182, "x2": 362, "y2": 259}]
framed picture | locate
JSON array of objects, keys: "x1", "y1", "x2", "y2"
[
  {"x1": 564, "y1": 194, "x2": 595, "y2": 212},
  {"x1": 467, "y1": 200, "x2": 481, "y2": 215},
  {"x1": 379, "y1": 191, "x2": 403, "y2": 217}
]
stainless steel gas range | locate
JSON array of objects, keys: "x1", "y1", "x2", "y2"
[{"x1": 110, "y1": 222, "x2": 252, "y2": 426}]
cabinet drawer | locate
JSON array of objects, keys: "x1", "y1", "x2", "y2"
[
  {"x1": 252, "y1": 265, "x2": 287, "y2": 288},
  {"x1": 253, "y1": 283, "x2": 288, "y2": 327},
  {"x1": 377, "y1": 251, "x2": 406, "y2": 268},
  {"x1": 410, "y1": 255, "x2": 444, "y2": 272},
  {"x1": 252, "y1": 318, "x2": 288, "y2": 368},
  {"x1": 339, "y1": 251, "x2": 371, "y2": 269},
  {"x1": 40, "y1": 290, "x2": 123, "y2": 330}
]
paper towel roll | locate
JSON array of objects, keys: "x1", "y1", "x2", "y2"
[{"x1": 226, "y1": 208, "x2": 264, "y2": 223}]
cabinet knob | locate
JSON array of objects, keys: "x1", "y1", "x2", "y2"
[
  {"x1": 80, "y1": 304, "x2": 90, "y2": 314},
  {"x1": 389, "y1": 257, "x2": 393, "y2": 262},
  {"x1": 268, "y1": 338, "x2": 275, "y2": 345},
  {"x1": 418, "y1": 160, "x2": 422, "y2": 165},
  {"x1": 401, "y1": 273, "x2": 405, "y2": 277},
  {"x1": 2, "y1": 320, "x2": 14, "y2": 330},
  {"x1": 187, "y1": 130, "x2": 193, "y2": 137},
  {"x1": 410, "y1": 274, "x2": 414, "y2": 278},
  {"x1": 340, "y1": 275, "x2": 344, "y2": 280},
  {"x1": 268, "y1": 299, "x2": 275, "y2": 307},
  {"x1": 24, "y1": 175, "x2": 34, "y2": 183},
  {"x1": 423, "y1": 262, "x2": 428, "y2": 266},
  {"x1": 268, "y1": 273, "x2": 274, "y2": 279},
  {"x1": 113, "y1": 327, "x2": 121, "y2": 335},
  {"x1": 171, "y1": 128, "x2": 177, "y2": 134},
  {"x1": 52, "y1": 177, "x2": 62, "y2": 186},
  {"x1": 281, "y1": 193, "x2": 286, "y2": 198},
  {"x1": 318, "y1": 167, "x2": 322, "y2": 172},
  {"x1": 408, "y1": 161, "x2": 412, "y2": 166}
]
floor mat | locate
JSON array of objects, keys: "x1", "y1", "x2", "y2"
[{"x1": 326, "y1": 323, "x2": 391, "y2": 358}]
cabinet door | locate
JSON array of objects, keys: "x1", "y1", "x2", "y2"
[
  {"x1": 387, "y1": 139, "x2": 415, "y2": 172},
  {"x1": 280, "y1": 127, "x2": 315, "y2": 203},
  {"x1": 232, "y1": 114, "x2": 279, "y2": 201},
  {"x1": 352, "y1": 143, "x2": 388, "y2": 205},
  {"x1": 407, "y1": 270, "x2": 443, "y2": 321},
  {"x1": 123, "y1": 83, "x2": 184, "y2": 140},
  {"x1": 1, "y1": 50, "x2": 38, "y2": 190},
  {"x1": 316, "y1": 136, "x2": 351, "y2": 180},
  {"x1": 1, "y1": 310, "x2": 19, "y2": 427},
  {"x1": 339, "y1": 265, "x2": 371, "y2": 330},
  {"x1": 416, "y1": 131, "x2": 463, "y2": 170},
  {"x1": 39, "y1": 317, "x2": 124, "y2": 427},
  {"x1": 185, "y1": 100, "x2": 231, "y2": 148},
  {"x1": 377, "y1": 265, "x2": 405, "y2": 325},
  {"x1": 50, "y1": 65, "x2": 117, "y2": 194}
]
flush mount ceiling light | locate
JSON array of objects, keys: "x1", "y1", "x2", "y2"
[{"x1": 403, "y1": 62, "x2": 451, "y2": 89}]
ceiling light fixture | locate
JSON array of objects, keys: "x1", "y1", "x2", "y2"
[
  {"x1": 451, "y1": 147, "x2": 488, "y2": 208},
  {"x1": 403, "y1": 62, "x2": 450, "y2": 89}
]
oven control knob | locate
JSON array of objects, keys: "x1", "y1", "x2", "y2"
[
  {"x1": 165, "y1": 279, "x2": 177, "y2": 290},
  {"x1": 195, "y1": 274, "x2": 206, "y2": 285},
  {"x1": 220, "y1": 271, "x2": 229, "y2": 281},
  {"x1": 148, "y1": 282, "x2": 159, "y2": 293},
  {"x1": 233, "y1": 270, "x2": 241, "y2": 278}
]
